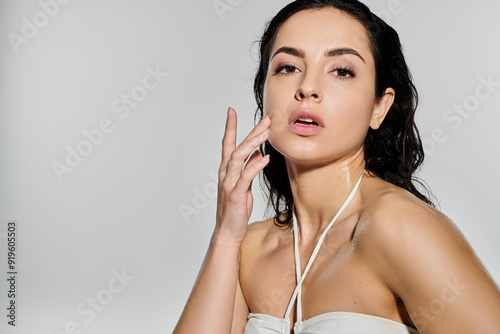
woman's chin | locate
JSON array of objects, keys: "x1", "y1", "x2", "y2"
[
  {"x1": 274, "y1": 146, "x2": 332, "y2": 166},
  {"x1": 269, "y1": 137, "x2": 320, "y2": 158}
]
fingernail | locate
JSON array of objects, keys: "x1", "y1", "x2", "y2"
[
  {"x1": 227, "y1": 107, "x2": 232, "y2": 117},
  {"x1": 258, "y1": 129, "x2": 269, "y2": 138}
]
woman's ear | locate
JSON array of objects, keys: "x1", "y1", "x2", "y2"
[{"x1": 369, "y1": 88, "x2": 395, "y2": 130}]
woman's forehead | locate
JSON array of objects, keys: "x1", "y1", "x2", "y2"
[{"x1": 271, "y1": 8, "x2": 372, "y2": 62}]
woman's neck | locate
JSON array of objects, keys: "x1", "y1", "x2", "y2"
[{"x1": 285, "y1": 147, "x2": 367, "y2": 244}]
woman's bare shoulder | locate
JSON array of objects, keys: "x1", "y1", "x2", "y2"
[
  {"x1": 355, "y1": 183, "x2": 458, "y2": 253},
  {"x1": 355, "y1": 181, "x2": 500, "y2": 331},
  {"x1": 359, "y1": 183, "x2": 454, "y2": 236},
  {"x1": 245, "y1": 217, "x2": 275, "y2": 241},
  {"x1": 241, "y1": 216, "x2": 289, "y2": 259},
  {"x1": 352, "y1": 179, "x2": 472, "y2": 279}
]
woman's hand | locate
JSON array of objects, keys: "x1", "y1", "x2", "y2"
[
  {"x1": 173, "y1": 108, "x2": 265, "y2": 332},
  {"x1": 214, "y1": 107, "x2": 270, "y2": 243}
]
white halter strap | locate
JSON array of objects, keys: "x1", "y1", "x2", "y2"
[{"x1": 283, "y1": 168, "x2": 366, "y2": 325}]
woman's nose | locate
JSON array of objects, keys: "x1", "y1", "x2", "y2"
[{"x1": 295, "y1": 72, "x2": 323, "y2": 102}]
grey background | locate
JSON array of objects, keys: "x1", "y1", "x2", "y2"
[{"x1": 0, "y1": 0, "x2": 499, "y2": 333}]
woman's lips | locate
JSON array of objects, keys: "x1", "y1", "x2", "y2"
[
  {"x1": 288, "y1": 109, "x2": 325, "y2": 127},
  {"x1": 289, "y1": 122, "x2": 324, "y2": 136},
  {"x1": 287, "y1": 109, "x2": 324, "y2": 136}
]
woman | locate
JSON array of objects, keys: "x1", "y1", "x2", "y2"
[{"x1": 174, "y1": 0, "x2": 500, "y2": 333}]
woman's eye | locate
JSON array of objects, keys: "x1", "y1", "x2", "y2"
[
  {"x1": 275, "y1": 65, "x2": 298, "y2": 75},
  {"x1": 332, "y1": 68, "x2": 355, "y2": 79}
]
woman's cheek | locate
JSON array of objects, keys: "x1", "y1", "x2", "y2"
[
  {"x1": 340, "y1": 85, "x2": 374, "y2": 123},
  {"x1": 264, "y1": 87, "x2": 289, "y2": 138}
]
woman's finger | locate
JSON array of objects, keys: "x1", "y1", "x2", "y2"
[
  {"x1": 224, "y1": 115, "x2": 269, "y2": 181},
  {"x1": 219, "y1": 107, "x2": 237, "y2": 178},
  {"x1": 224, "y1": 126, "x2": 269, "y2": 188},
  {"x1": 243, "y1": 150, "x2": 264, "y2": 172},
  {"x1": 232, "y1": 154, "x2": 270, "y2": 197},
  {"x1": 240, "y1": 114, "x2": 271, "y2": 144},
  {"x1": 243, "y1": 150, "x2": 266, "y2": 194}
]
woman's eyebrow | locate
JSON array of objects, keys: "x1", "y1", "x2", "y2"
[
  {"x1": 271, "y1": 46, "x2": 366, "y2": 63},
  {"x1": 326, "y1": 47, "x2": 365, "y2": 63}
]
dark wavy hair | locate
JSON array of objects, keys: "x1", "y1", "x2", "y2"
[{"x1": 253, "y1": 0, "x2": 435, "y2": 227}]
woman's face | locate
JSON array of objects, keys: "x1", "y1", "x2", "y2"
[{"x1": 263, "y1": 8, "x2": 392, "y2": 166}]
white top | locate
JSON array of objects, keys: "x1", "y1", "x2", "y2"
[{"x1": 244, "y1": 168, "x2": 419, "y2": 334}]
